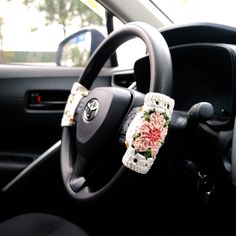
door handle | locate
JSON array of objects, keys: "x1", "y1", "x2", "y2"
[{"x1": 26, "y1": 90, "x2": 69, "y2": 110}]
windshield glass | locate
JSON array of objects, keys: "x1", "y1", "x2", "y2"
[{"x1": 152, "y1": 0, "x2": 236, "y2": 27}]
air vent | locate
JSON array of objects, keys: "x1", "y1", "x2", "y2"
[{"x1": 112, "y1": 71, "x2": 135, "y2": 88}]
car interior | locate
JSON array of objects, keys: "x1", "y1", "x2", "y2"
[{"x1": 0, "y1": 0, "x2": 236, "y2": 235}]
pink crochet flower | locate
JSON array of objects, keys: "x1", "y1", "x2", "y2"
[{"x1": 132, "y1": 112, "x2": 168, "y2": 158}]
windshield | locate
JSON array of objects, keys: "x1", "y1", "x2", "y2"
[{"x1": 152, "y1": 0, "x2": 236, "y2": 27}]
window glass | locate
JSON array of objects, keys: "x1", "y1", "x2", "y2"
[
  {"x1": 152, "y1": 0, "x2": 236, "y2": 27},
  {"x1": 0, "y1": 0, "x2": 106, "y2": 66},
  {"x1": 113, "y1": 16, "x2": 147, "y2": 69}
]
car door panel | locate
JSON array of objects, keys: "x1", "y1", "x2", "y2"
[{"x1": 0, "y1": 64, "x2": 112, "y2": 188}]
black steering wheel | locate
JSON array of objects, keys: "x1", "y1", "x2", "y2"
[{"x1": 61, "y1": 22, "x2": 173, "y2": 201}]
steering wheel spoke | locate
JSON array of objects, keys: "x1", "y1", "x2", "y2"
[{"x1": 69, "y1": 152, "x2": 102, "y2": 192}]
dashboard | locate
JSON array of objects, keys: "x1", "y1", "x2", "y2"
[
  {"x1": 161, "y1": 23, "x2": 236, "y2": 129},
  {"x1": 113, "y1": 23, "x2": 236, "y2": 130},
  {"x1": 171, "y1": 44, "x2": 234, "y2": 122}
]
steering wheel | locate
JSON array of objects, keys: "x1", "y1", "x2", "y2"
[{"x1": 61, "y1": 22, "x2": 173, "y2": 201}]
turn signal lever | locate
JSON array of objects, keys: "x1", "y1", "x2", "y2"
[{"x1": 171, "y1": 102, "x2": 214, "y2": 130}]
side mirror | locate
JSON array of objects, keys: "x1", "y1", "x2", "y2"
[{"x1": 56, "y1": 28, "x2": 105, "y2": 67}]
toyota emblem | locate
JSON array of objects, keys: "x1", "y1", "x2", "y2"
[{"x1": 83, "y1": 99, "x2": 99, "y2": 122}]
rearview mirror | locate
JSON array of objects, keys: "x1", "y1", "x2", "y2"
[{"x1": 56, "y1": 29, "x2": 105, "y2": 67}]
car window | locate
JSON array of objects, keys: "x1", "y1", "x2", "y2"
[
  {"x1": 113, "y1": 16, "x2": 147, "y2": 69},
  {"x1": 0, "y1": 0, "x2": 147, "y2": 69},
  {"x1": 0, "y1": 0, "x2": 106, "y2": 66},
  {"x1": 152, "y1": 0, "x2": 236, "y2": 27}
]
